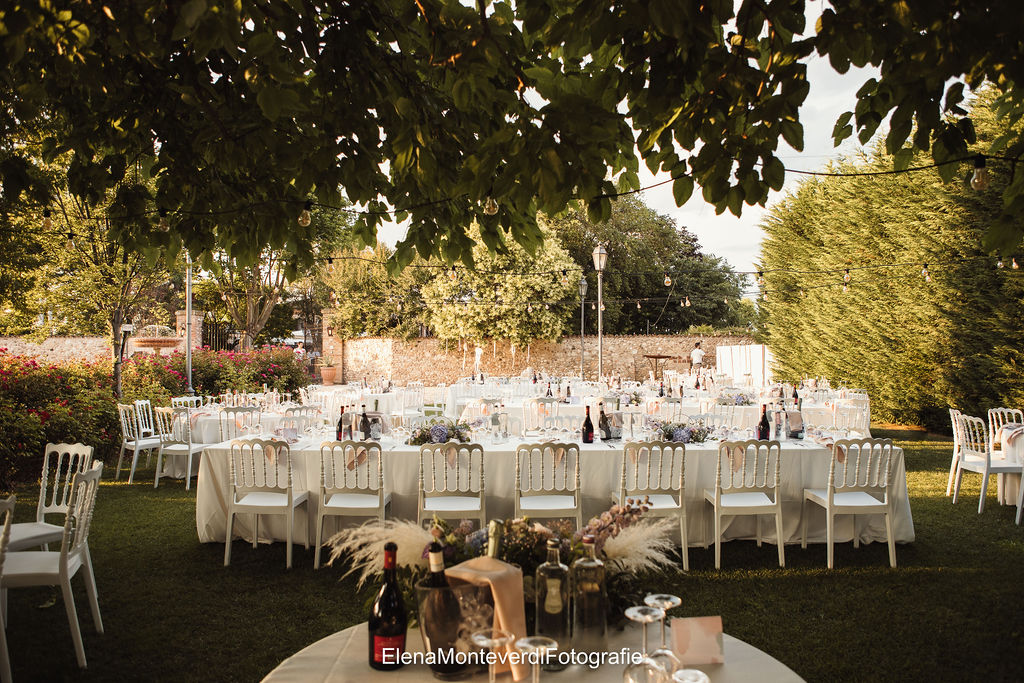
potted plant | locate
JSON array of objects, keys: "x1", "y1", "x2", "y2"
[{"x1": 320, "y1": 355, "x2": 337, "y2": 386}]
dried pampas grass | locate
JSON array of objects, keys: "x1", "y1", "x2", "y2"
[
  {"x1": 603, "y1": 517, "x2": 676, "y2": 574},
  {"x1": 326, "y1": 519, "x2": 431, "y2": 586}
]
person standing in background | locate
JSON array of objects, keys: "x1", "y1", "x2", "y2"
[{"x1": 690, "y1": 341, "x2": 705, "y2": 372}]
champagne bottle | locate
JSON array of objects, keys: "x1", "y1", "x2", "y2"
[
  {"x1": 598, "y1": 403, "x2": 611, "y2": 440},
  {"x1": 359, "y1": 404, "x2": 371, "y2": 441},
  {"x1": 422, "y1": 542, "x2": 464, "y2": 676},
  {"x1": 757, "y1": 405, "x2": 770, "y2": 440},
  {"x1": 572, "y1": 535, "x2": 607, "y2": 654},
  {"x1": 535, "y1": 539, "x2": 570, "y2": 671},
  {"x1": 486, "y1": 519, "x2": 504, "y2": 559},
  {"x1": 368, "y1": 542, "x2": 407, "y2": 670},
  {"x1": 582, "y1": 406, "x2": 594, "y2": 443},
  {"x1": 336, "y1": 406, "x2": 346, "y2": 441}
]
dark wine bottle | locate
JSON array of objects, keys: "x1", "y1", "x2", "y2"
[
  {"x1": 565, "y1": 384, "x2": 571, "y2": 398},
  {"x1": 546, "y1": 382, "x2": 553, "y2": 398},
  {"x1": 359, "y1": 404, "x2": 371, "y2": 441},
  {"x1": 792, "y1": 386, "x2": 799, "y2": 400},
  {"x1": 659, "y1": 382, "x2": 664, "y2": 397},
  {"x1": 582, "y1": 406, "x2": 594, "y2": 443},
  {"x1": 694, "y1": 376, "x2": 700, "y2": 389},
  {"x1": 757, "y1": 405, "x2": 771, "y2": 440},
  {"x1": 598, "y1": 403, "x2": 611, "y2": 440},
  {"x1": 368, "y1": 542, "x2": 407, "y2": 670},
  {"x1": 425, "y1": 542, "x2": 450, "y2": 587},
  {"x1": 533, "y1": 372, "x2": 538, "y2": 384},
  {"x1": 421, "y1": 542, "x2": 464, "y2": 676},
  {"x1": 336, "y1": 406, "x2": 346, "y2": 441}
]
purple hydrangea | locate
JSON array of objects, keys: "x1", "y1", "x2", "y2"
[
  {"x1": 430, "y1": 424, "x2": 449, "y2": 443},
  {"x1": 466, "y1": 528, "x2": 488, "y2": 553},
  {"x1": 671, "y1": 426, "x2": 693, "y2": 443}
]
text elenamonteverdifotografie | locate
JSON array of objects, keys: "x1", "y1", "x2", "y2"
[{"x1": 381, "y1": 647, "x2": 643, "y2": 669}]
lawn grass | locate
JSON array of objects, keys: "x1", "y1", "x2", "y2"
[{"x1": 4, "y1": 429, "x2": 1024, "y2": 681}]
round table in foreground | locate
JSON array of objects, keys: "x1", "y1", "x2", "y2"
[{"x1": 262, "y1": 622, "x2": 804, "y2": 683}]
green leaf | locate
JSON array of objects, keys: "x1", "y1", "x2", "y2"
[
  {"x1": 780, "y1": 120, "x2": 804, "y2": 152},
  {"x1": 833, "y1": 111, "x2": 854, "y2": 145},
  {"x1": 256, "y1": 87, "x2": 281, "y2": 121},
  {"x1": 672, "y1": 175, "x2": 694, "y2": 205}
]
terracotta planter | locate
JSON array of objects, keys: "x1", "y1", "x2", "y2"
[{"x1": 320, "y1": 366, "x2": 337, "y2": 386}]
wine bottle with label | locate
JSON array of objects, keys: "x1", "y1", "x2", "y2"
[
  {"x1": 422, "y1": 542, "x2": 464, "y2": 676},
  {"x1": 359, "y1": 404, "x2": 371, "y2": 441},
  {"x1": 659, "y1": 382, "x2": 664, "y2": 397},
  {"x1": 598, "y1": 403, "x2": 611, "y2": 440},
  {"x1": 756, "y1": 405, "x2": 770, "y2": 440},
  {"x1": 572, "y1": 535, "x2": 607, "y2": 654},
  {"x1": 582, "y1": 406, "x2": 595, "y2": 443},
  {"x1": 336, "y1": 407, "x2": 346, "y2": 441},
  {"x1": 535, "y1": 539, "x2": 569, "y2": 671},
  {"x1": 565, "y1": 384, "x2": 571, "y2": 399},
  {"x1": 368, "y1": 542, "x2": 407, "y2": 670}
]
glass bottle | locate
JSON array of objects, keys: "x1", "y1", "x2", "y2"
[
  {"x1": 368, "y1": 542, "x2": 407, "y2": 670},
  {"x1": 572, "y1": 534, "x2": 607, "y2": 653},
  {"x1": 535, "y1": 539, "x2": 569, "y2": 671}
]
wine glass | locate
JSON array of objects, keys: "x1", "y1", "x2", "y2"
[
  {"x1": 644, "y1": 594, "x2": 681, "y2": 675},
  {"x1": 515, "y1": 635, "x2": 557, "y2": 683},
  {"x1": 472, "y1": 628, "x2": 514, "y2": 683},
  {"x1": 671, "y1": 669, "x2": 710, "y2": 683},
  {"x1": 623, "y1": 605, "x2": 668, "y2": 683}
]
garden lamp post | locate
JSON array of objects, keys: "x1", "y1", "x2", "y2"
[
  {"x1": 114, "y1": 323, "x2": 134, "y2": 399},
  {"x1": 592, "y1": 244, "x2": 607, "y2": 381},
  {"x1": 578, "y1": 276, "x2": 587, "y2": 379},
  {"x1": 185, "y1": 253, "x2": 195, "y2": 395}
]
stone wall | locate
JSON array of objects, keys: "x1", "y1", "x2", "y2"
[{"x1": 322, "y1": 332, "x2": 754, "y2": 385}]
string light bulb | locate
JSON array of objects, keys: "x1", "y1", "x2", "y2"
[
  {"x1": 157, "y1": 208, "x2": 169, "y2": 231},
  {"x1": 680, "y1": 298, "x2": 685, "y2": 308},
  {"x1": 843, "y1": 268, "x2": 851, "y2": 283},
  {"x1": 544, "y1": 303, "x2": 550, "y2": 310},
  {"x1": 685, "y1": 296, "x2": 691, "y2": 307},
  {"x1": 65, "y1": 230, "x2": 75, "y2": 249},
  {"x1": 842, "y1": 283, "x2": 849, "y2": 293},
  {"x1": 1013, "y1": 257, "x2": 1020, "y2": 270},
  {"x1": 561, "y1": 270, "x2": 569, "y2": 285},
  {"x1": 449, "y1": 266, "x2": 457, "y2": 281},
  {"x1": 724, "y1": 297, "x2": 729, "y2": 305},
  {"x1": 600, "y1": 302, "x2": 605, "y2": 311},
  {"x1": 42, "y1": 209, "x2": 53, "y2": 230},
  {"x1": 970, "y1": 155, "x2": 990, "y2": 191},
  {"x1": 483, "y1": 197, "x2": 498, "y2": 215},
  {"x1": 922, "y1": 264, "x2": 931, "y2": 282},
  {"x1": 997, "y1": 255, "x2": 1005, "y2": 268},
  {"x1": 664, "y1": 274, "x2": 672, "y2": 287},
  {"x1": 636, "y1": 300, "x2": 641, "y2": 310},
  {"x1": 527, "y1": 303, "x2": 533, "y2": 313},
  {"x1": 757, "y1": 271, "x2": 764, "y2": 286},
  {"x1": 297, "y1": 201, "x2": 312, "y2": 227},
  {"x1": 591, "y1": 303, "x2": 596, "y2": 311}
]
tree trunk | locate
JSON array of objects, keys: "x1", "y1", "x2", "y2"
[{"x1": 111, "y1": 310, "x2": 124, "y2": 399}]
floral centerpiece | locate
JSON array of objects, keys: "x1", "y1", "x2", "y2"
[
  {"x1": 717, "y1": 391, "x2": 755, "y2": 406},
  {"x1": 325, "y1": 501, "x2": 676, "y2": 627},
  {"x1": 646, "y1": 417, "x2": 713, "y2": 443},
  {"x1": 608, "y1": 390, "x2": 644, "y2": 407},
  {"x1": 408, "y1": 417, "x2": 471, "y2": 445}
]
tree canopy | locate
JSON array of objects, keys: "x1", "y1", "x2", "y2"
[{"x1": 1, "y1": 1, "x2": 1022, "y2": 270}]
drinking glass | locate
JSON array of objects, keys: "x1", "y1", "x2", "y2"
[
  {"x1": 644, "y1": 594, "x2": 681, "y2": 674},
  {"x1": 623, "y1": 605, "x2": 668, "y2": 683},
  {"x1": 471, "y1": 628, "x2": 514, "y2": 683},
  {"x1": 515, "y1": 635, "x2": 557, "y2": 683},
  {"x1": 671, "y1": 670, "x2": 710, "y2": 683}
]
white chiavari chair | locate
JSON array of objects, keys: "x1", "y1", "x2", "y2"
[
  {"x1": 171, "y1": 395, "x2": 203, "y2": 408},
  {"x1": 9, "y1": 443, "x2": 93, "y2": 552},
  {"x1": 0, "y1": 494, "x2": 12, "y2": 683},
  {"x1": 285, "y1": 405, "x2": 321, "y2": 420},
  {"x1": 223, "y1": 439, "x2": 308, "y2": 569},
  {"x1": 834, "y1": 404, "x2": 871, "y2": 436},
  {"x1": 417, "y1": 443, "x2": 485, "y2": 528},
  {"x1": 115, "y1": 403, "x2": 163, "y2": 483},
  {"x1": 219, "y1": 406, "x2": 261, "y2": 441},
  {"x1": 802, "y1": 438, "x2": 896, "y2": 568},
  {"x1": 523, "y1": 397, "x2": 558, "y2": 431},
  {"x1": 946, "y1": 408, "x2": 963, "y2": 496},
  {"x1": 154, "y1": 407, "x2": 205, "y2": 490},
  {"x1": 704, "y1": 440, "x2": 784, "y2": 569},
  {"x1": 952, "y1": 414, "x2": 1019, "y2": 513},
  {"x1": 314, "y1": 441, "x2": 390, "y2": 569},
  {"x1": 514, "y1": 443, "x2": 581, "y2": 528},
  {"x1": 619, "y1": 441, "x2": 689, "y2": 570},
  {"x1": 987, "y1": 407, "x2": 1023, "y2": 454},
  {"x1": 2, "y1": 463, "x2": 104, "y2": 668}
]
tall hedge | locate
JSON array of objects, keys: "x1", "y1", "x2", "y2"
[{"x1": 759, "y1": 92, "x2": 1024, "y2": 431}]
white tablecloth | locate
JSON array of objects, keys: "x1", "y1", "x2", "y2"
[
  {"x1": 195, "y1": 436, "x2": 914, "y2": 549},
  {"x1": 262, "y1": 622, "x2": 804, "y2": 683},
  {"x1": 996, "y1": 426, "x2": 1024, "y2": 505}
]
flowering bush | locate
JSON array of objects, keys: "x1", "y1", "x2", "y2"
[
  {"x1": 408, "y1": 418, "x2": 471, "y2": 445},
  {"x1": 0, "y1": 347, "x2": 310, "y2": 487}
]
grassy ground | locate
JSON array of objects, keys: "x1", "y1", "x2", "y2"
[{"x1": 4, "y1": 429, "x2": 1023, "y2": 681}]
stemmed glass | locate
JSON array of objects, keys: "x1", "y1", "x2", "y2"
[
  {"x1": 623, "y1": 605, "x2": 668, "y2": 683},
  {"x1": 471, "y1": 628, "x2": 514, "y2": 683},
  {"x1": 644, "y1": 594, "x2": 681, "y2": 675},
  {"x1": 671, "y1": 669, "x2": 710, "y2": 683},
  {"x1": 515, "y1": 635, "x2": 557, "y2": 683}
]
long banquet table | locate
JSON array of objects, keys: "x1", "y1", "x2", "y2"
[{"x1": 196, "y1": 434, "x2": 915, "y2": 550}]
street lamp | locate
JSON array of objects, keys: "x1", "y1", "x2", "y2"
[
  {"x1": 185, "y1": 253, "x2": 195, "y2": 395},
  {"x1": 592, "y1": 244, "x2": 608, "y2": 381},
  {"x1": 578, "y1": 276, "x2": 588, "y2": 379},
  {"x1": 114, "y1": 323, "x2": 134, "y2": 399}
]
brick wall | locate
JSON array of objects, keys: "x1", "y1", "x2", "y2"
[{"x1": 322, "y1": 331, "x2": 754, "y2": 385}]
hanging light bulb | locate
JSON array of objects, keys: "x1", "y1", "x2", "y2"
[
  {"x1": 763, "y1": 291, "x2": 769, "y2": 301},
  {"x1": 544, "y1": 303, "x2": 550, "y2": 310},
  {"x1": 42, "y1": 209, "x2": 53, "y2": 230},
  {"x1": 679, "y1": 298, "x2": 685, "y2": 308},
  {"x1": 842, "y1": 283, "x2": 849, "y2": 293},
  {"x1": 591, "y1": 303, "x2": 596, "y2": 311},
  {"x1": 970, "y1": 155, "x2": 990, "y2": 191},
  {"x1": 685, "y1": 296, "x2": 691, "y2": 307},
  {"x1": 799, "y1": 289, "x2": 805, "y2": 297},
  {"x1": 527, "y1": 303, "x2": 533, "y2": 313},
  {"x1": 600, "y1": 302, "x2": 605, "y2": 311},
  {"x1": 757, "y1": 271, "x2": 764, "y2": 285},
  {"x1": 922, "y1": 264, "x2": 931, "y2": 282},
  {"x1": 561, "y1": 270, "x2": 569, "y2": 285},
  {"x1": 1013, "y1": 257, "x2": 1020, "y2": 270},
  {"x1": 483, "y1": 196, "x2": 498, "y2": 215},
  {"x1": 157, "y1": 208, "x2": 170, "y2": 231},
  {"x1": 65, "y1": 230, "x2": 75, "y2": 249},
  {"x1": 664, "y1": 274, "x2": 672, "y2": 287},
  {"x1": 843, "y1": 268, "x2": 851, "y2": 283},
  {"x1": 449, "y1": 266, "x2": 457, "y2": 281},
  {"x1": 636, "y1": 300, "x2": 641, "y2": 310},
  {"x1": 997, "y1": 255, "x2": 1005, "y2": 268},
  {"x1": 724, "y1": 296, "x2": 729, "y2": 305},
  {"x1": 297, "y1": 200, "x2": 312, "y2": 227}
]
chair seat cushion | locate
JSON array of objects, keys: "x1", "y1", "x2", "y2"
[
  {"x1": 423, "y1": 496, "x2": 482, "y2": 512},
  {"x1": 1, "y1": 550, "x2": 82, "y2": 587},
  {"x1": 127, "y1": 437, "x2": 163, "y2": 449},
  {"x1": 519, "y1": 494, "x2": 576, "y2": 510},
  {"x1": 805, "y1": 489, "x2": 886, "y2": 508},
  {"x1": 163, "y1": 444, "x2": 205, "y2": 455},
  {"x1": 8, "y1": 521, "x2": 63, "y2": 552},
  {"x1": 639, "y1": 494, "x2": 680, "y2": 510},
  {"x1": 705, "y1": 490, "x2": 775, "y2": 508},
  {"x1": 325, "y1": 492, "x2": 392, "y2": 509},
  {"x1": 961, "y1": 454, "x2": 1019, "y2": 472},
  {"x1": 235, "y1": 491, "x2": 308, "y2": 508}
]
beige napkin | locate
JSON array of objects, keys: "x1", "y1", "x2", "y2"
[
  {"x1": 671, "y1": 616, "x2": 724, "y2": 665},
  {"x1": 446, "y1": 557, "x2": 529, "y2": 681}
]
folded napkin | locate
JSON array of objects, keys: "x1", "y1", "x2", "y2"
[
  {"x1": 446, "y1": 557, "x2": 528, "y2": 681},
  {"x1": 671, "y1": 616, "x2": 724, "y2": 665}
]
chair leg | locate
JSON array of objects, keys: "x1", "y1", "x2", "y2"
[
  {"x1": 115, "y1": 443, "x2": 126, "y2": 481},
  {"x1": 945, "y1": 454, "x2": 958, "y2": 496},
  {"x1": 82, "y1": 546, "x2": 103, "y2": 633},
  {"x1": 801, "y1": 497, "x2": 808, "y2": 549},
  {"x1": 852, "y1": 515, "x2": 859, "y2": 549},
  {"x1": 775, "y1": 509, "x2": 785, "y2": 568},
  {"x1": 826, "y1": 511, "x2": 835, "y2": 569},
  {"x1": 224, "y1": 511, "x2": 234, "y2": 567},
  {"x1": 314, "y1": 513, "x2": 324, "y2": 570},
  {"x1": 952, "y1": 465, "x2": 964, "y2": 504},
  {"x1": 714, "y1": 511, "x2": 722, "y2": 570},
  {"x1": 252, "y1": 514, "x2": 259, "y2": 549},
  {"x1": 154, "y1": 450, "x2": 163, "y2": 489},
  {"x1": 978, "y1": 472, "x2": 989, "y2": 513},
  {"x1": 756, "y1": 515, "x2": 762, "y2": 548},
  {"x1": 884, "y1": 512, "x2": 896, "y2": 568},
  {"x1": 679, "y1": 513, "x2": 689, "y2": 572},
  {"x1": 128, "y1": 446, "x2": 141, "y2": 485},
  {"x1": 1017, "y1": 478, "x2": 1024, "y2": 525},
  {"x1": 185, "y1": 452, "x2": 193, "y2": 491},
  {"x1": 286, "y1": 507, "x2": 294, "y2": 569},
  {"x1": 60, "y1": 577, "x2": 87, "y2": 668},
  {"x1": 0, "y1": 610, "x2": 10, "y2": 683}
]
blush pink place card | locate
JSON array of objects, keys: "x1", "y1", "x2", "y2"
[{"x1": 671, "y1": 616, "x2": 724, "y2": 665}]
